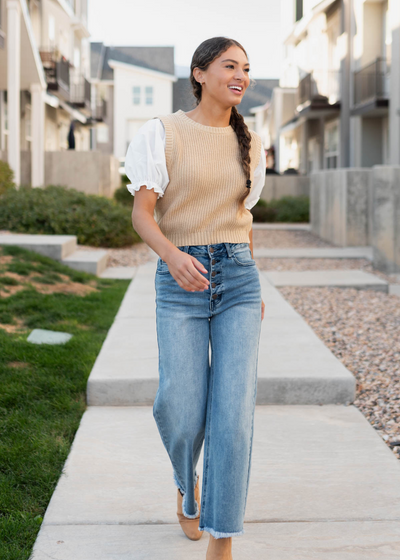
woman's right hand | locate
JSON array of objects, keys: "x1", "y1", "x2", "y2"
[{"x1": 165, "y1": 251, "x2": 210, "y2": 292}]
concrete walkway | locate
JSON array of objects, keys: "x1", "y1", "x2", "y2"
[
  {"x1": 86, "y1": 261, "x2": 355, "y2": 406},
  {"x1": 30, "y1": 260, "x2": 400, "y2": 559},
  {"x1": 253, "y1": 246, "x2": 373, "y2": 259}
]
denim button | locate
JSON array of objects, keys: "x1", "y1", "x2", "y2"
[
  {"x1": 210, "y1": 247, "x2": 214, "y2": 253},
  {"x1": 212, "y1": 282, "x2": 216, "y2": 288},
  {"x1": 212, "y1": 271, "x2": 216, "y2": 277},
  {"x1": 212, "y1": 294, "x2": 218, "y2": 299},
  {"x1": 212, "y1": 259, "x2": 216, "y2": 265}
]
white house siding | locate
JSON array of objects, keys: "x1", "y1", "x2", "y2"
[{"x1": 112, "y1": 64, "x2": 174, "y2": 158}]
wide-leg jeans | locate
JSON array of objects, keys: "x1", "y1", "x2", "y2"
[{"x1": 153, "y1": 242, "x2": 262, "y2": 539}]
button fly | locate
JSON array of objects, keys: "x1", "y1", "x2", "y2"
[
  {"x1": 212, "y1": 259, "x2": 216, "y2": 265},
  {"x1": 209, "y1": 247, "x2": 214, "y2": 253},
  {"x1": 211, "y1": 282, "x2": 216, "y2": 288},
  {"x1": 212, "y1": 294, "x2": 218, "y2": 299}
]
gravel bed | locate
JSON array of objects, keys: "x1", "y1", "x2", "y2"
[
  {"x1": 76, "y1": 242, "x2": 153, "y2": 268},
  {"x1": 278, "y1": 286, "x2": 400, "y2": 459}
]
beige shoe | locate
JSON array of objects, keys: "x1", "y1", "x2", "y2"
[{"x1": 177, "y1": 476, "x2": 204, "y2": 540}]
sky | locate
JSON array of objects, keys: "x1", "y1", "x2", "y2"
[{"x1": 87, "y1": 0, "x2": 282, "y2": 79}]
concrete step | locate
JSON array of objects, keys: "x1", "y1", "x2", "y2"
[
  {"x1": 61, "y1": 250, "x2": 108, "y2": 277},
  {"x1": 86, "y1": 261, "x2": 355, "y2": 406},
  {"x1": 0, "y1": 233, "x2": 77, "y2": 260},
  {"x1": 264, "y1": 269, "x2": 388, "y2": 292},
  {"x1": 0, "y1": 233, "x2": 110, "y2": 277},
  {"x1": 254, "y1": 246, "x2": 374, "y2": 259},
  {"x1": 31, "y1": 405, "x2": 400, "y2": 559},
  {"x1": 390, "y1": 284, "x2": 400, "y2": 297}
]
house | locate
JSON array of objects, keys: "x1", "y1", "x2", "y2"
[
  {"x1": 90, "y1": 44, "x2": 177, "y2": 159},
  {"x1": 265, "y1": 0, "x2": 400, "y2": 173},
  {"x1": 0, "y1": 0, "x2": 95, "y2": 186}
]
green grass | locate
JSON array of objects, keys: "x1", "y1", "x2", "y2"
[{"x1": 0, "y1": 245, "x2": 130, "y2": 559}]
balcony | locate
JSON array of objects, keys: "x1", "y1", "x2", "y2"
[
  {"x1": 39, "y1": 48, "x2": 70, "y2": 101},
  {"x1": 352, "y1": 58, "x2": 389, "y2": 116},
  {"x1": 69, "y1": 70, "x2": 91, "y2": 113},
  {"x1": 93, "y1": 98, "x2": 107, "y2": 122},
  {"x1": 296, "y1": 71, "x2": 340, "y2": 115}
]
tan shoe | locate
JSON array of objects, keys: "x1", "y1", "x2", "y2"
[{"x1": 177, "y1": 476, "x2": 204, "y2": 540}]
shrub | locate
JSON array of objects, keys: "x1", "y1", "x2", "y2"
[
  {"x1": 0, "y1": 185, "x2": 141, "y2": 248},
  {"x1": 251, "y1": 204, "x2": 278, "y2": 222},
  {"x1": 0, "y1": 160, "x2": 15, "y2": 196},
  {"x1": 114, "y1": 182, "x2": 134, "y2": 208},
  {"x1": 251, "y1": 195, "x2": 309, "y2": 223}
]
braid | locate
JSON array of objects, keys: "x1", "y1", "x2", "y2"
[
  {"x1": 229, "y1": 106, "x2": 252, "y2": 206},
  {"x1": 189, "y1": 37, "x2": 253, "y2": 210}
]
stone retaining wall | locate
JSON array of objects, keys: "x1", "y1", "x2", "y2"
[
  {"x1": 310, "y1": 166, "x2": 400, "y2": 274},
  {"x1": 0, "y1": 151, "x2": 121, "y2": 198}
]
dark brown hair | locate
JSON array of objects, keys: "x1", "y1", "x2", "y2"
[{"x1": 189, "y1": 37, "x2": 254, "y2": 208}]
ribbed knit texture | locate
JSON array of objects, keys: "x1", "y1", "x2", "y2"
[{"x1": 154, "y1": 109, "x2": 262, "y2": 246}]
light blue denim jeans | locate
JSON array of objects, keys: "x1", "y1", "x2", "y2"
[{"x1": 153, "y1": 242, "x2": 262, "y2": 539}]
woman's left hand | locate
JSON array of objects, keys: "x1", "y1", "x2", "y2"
[{"x1": 261, "y1": 299, "x2": 265, "y2": 321}]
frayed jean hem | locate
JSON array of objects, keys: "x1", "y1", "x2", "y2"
[
  {"x1": 172, "y1": 470, "x2": 200, "y2": 519},
  {"x1": 199, "y1": 526, "x2": 245, "y2": 539}
]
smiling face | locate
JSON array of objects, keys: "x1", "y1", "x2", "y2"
[{"x1": 193, "y1": 44, "x2": 251, "y2": 108}]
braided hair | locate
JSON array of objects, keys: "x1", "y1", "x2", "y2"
[{"x1": 189, "y1": 37, "x2": 255, "y2": 209}]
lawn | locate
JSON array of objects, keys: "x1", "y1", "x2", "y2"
[{"x1": 0, "y1": 244, "x2": 130, "y2": 560}]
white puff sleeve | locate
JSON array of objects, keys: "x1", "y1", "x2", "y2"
[
  {"x1": 124, "y1": 118, "x2": 169, "y2": 199},
  {"x1": 244, "y1": 143, "x2": 266, "y2": 210}
]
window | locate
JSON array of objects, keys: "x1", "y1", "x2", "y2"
[
  {"x1": 324, "y1": 120, "x2": 339, "y2": 169},
  {"x1": 132, "y1": 86, "x2": 141, "y2": 105},
  {"x1": 295, "y1": 0, "x2": 303, "y2": 22},
  {"x1": 48, "y1": 15, "x2": 55, "y2": 45},
  {"x1": 145, "y1": 86, "x2": 153, "y2": 105},
  {"x1": 97, "y1": 124, "x2": 109, "y2": 144}
]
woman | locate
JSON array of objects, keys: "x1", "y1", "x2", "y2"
[{"x1": 125, "y1": 36, "x2": 266, "y2": 560}]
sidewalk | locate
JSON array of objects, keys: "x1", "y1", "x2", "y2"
[{"x1": 30, "y1": 260, "x2": 400, "y2": 559}]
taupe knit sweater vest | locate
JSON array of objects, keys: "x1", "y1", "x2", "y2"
[{"x1": 154, "y1": 109, "x2": 262, "y2": 246}]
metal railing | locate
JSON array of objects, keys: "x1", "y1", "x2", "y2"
[
  {"x1": 353, "y1": 58, "x2": 390, "y2": 106},
  {"x1": 93, "y1": 98, "x2": 107, "y2": 121},
  {"x1": 297, "y1": 70, "x2": 340, "y2": 108},
  {"x1": 39, "y1": 48, "x2": 70, "y2": 100},
  {"x1": 69, "y1": 70, "x2": 91, "y2": 110}
]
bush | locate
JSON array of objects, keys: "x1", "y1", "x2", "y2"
[
  {"x1": 114, "y1": 182, "x2": 134, "y2": 208},
  {"x1": 0, "y1": 160, "x2": 15, "y2": 196},
  {"x1": 0, "y1": 185, "x2": 141, "y2": 248},
  {"x1": 251, "y1": 195, "x2": 309, "y2": 223}
]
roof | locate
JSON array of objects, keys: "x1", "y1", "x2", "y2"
[
  {"x1": 173, "y1": 78, "x2": 279, "y2": 116},
  {"x1": 90, "y1": 43, "x2": 175, "y2": 80}
]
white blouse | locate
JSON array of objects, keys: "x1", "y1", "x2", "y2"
[{"x1": 125, "y1": 117, "x2": 266, "y2": 211}]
